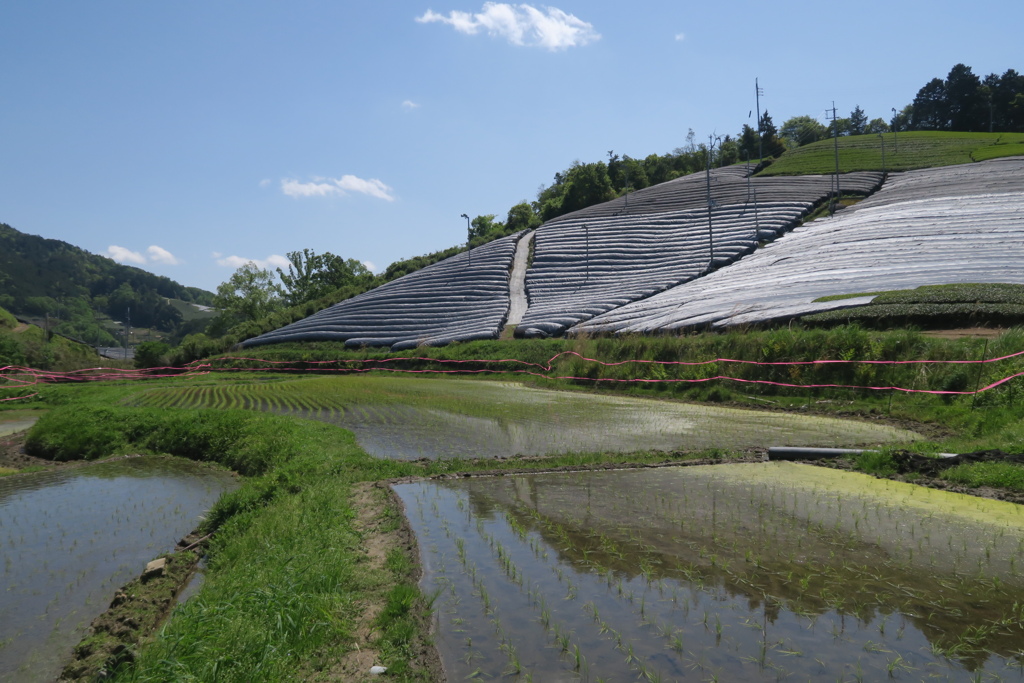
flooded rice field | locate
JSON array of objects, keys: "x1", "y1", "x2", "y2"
[
  {"x1": 0, "y1": 409, "x2": 42, "y2": 438},
  {"x1": 394, "y1": 464, "x2": 1024, "y2": 682},
  {"x1": 0, "y1": 457, "x2": 237, "y2": 683},
  {"x1": 134, "y1": 377, "x2": 921, "y2": 459},
  {"x1": 269, "y1": 379, "x2": 919, "y2": 459}
]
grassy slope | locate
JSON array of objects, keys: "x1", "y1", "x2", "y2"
[
  {"x1": 166, "y1": 298, "x2": 218, "y2": 322},
  {"x1": 759, "y1": 131, "x2": 1024, "y2": 176}
]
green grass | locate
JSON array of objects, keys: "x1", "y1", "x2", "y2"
[
  {"x1": 940, "y1": 461, "x2": 1024, "y2": 492},
  {"x1": 759, "y1": 131, "x2": 1024, "y2": 176}
]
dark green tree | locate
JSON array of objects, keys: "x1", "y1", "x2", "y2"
[
  {"x1": 758, "y1": 111, "x2": 787, "y2": 158},
  {"x1": 945, "y1": 63, "x2": 985, "y2": 131},
  {"x1": 848, "y1": 105, "x2": 868, "y2": 135},
  {"x1": 910, "y1": 78, "x2": 949, "y2": 130},
  {"x1": 738, "y1": 124, "x2": 759, "y2": 159}
]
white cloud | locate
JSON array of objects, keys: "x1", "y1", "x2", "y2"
[
  {"x1": 147, "y1": 245, "x2": 180, "y2": 265},
  {"x1": 402, "y1": 100, "x2": 420, "y2": 109},
  {"x1": 259, "y1": 178, "x2": 271, "y2": 188},
  {"x1": 280, "y1": 175, "x2": 395, "y2": 201},
  {"x1": 416, "y1": 3, "x2": 599, "y2": 50},
  {"x1": 107, "y1": 245, "x2": 146, "y2": 265},
  {"x1": 674, "y1": 32, "x2": 686, "y2": 41},
  {"x1": 363, "y1": 260, "x2": 377, "y2": 273},
  {"x1": 211, "y1": 251, "x2": 223, "y2": 259},
  {"x1": 216, "y1": 254, "x2": 291, "y2": 271}
]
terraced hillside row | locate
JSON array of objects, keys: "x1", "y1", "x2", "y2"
[
  {"x1": 575, "y1": 157, "x2": 1024, "y2": 334},
  {"x1": 242, "y1": 231, "x2": 523, "y2": 350},
  {"x1": 515, "y1": 202, "x2": 808, "y2": 338},
  {"x1": 549, "y1": 165, "x2": 882, "y2": 222},
  {"x1": 516, "y1": 170, "x2": 885, "y2": 337}
]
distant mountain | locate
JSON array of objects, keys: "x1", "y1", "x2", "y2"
[{"x1": 0, "y1": 223, "x2": 214, "y2": 342}]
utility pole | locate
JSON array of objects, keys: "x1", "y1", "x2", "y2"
[
  {"x1": 755, "y1": 78, "x2": 764, "y2": 161},
  {"x1": 460, "y1": 213, "x2": 471, "y2": 268},
  {"x1": 706, "y1": 134, "x2": 720, "y2": 270},
  {"x1": 879, "y1": 133, "x2": 886, "y2": 174},
  {"x1": 826, "y1": 102, "x2": 841, "y2": 215},
  {"x1": 891, "y1": 107, "x2": 899, "y2": 155}
]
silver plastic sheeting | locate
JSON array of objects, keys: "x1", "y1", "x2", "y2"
[
  {"x1": 547, "y1": 166, "x2": 883, "y2": 222},
  {"x1": 574, "y1": 157, "x2": 1024, "y2": 335},
  {"x1": 241, "y1": 231, "x2": 523, "y2": 350},
  {"x1": 517, "y1": 170, "x2": 884, "y2": 337}
]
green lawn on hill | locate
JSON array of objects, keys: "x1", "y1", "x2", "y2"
[{"x1": 759, "y1": 131, "x2": 1024, "y2": 176}]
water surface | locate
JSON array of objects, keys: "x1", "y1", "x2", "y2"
[
  {"x1": 0, "y1": 457, "x2": 237, "y2": 683},
  {"x1": 270, "y1": 378, "x2": 919, "y2": 459},
  {"x1": 394, "y1": 464, "x2": 1024, "y2": 681}
]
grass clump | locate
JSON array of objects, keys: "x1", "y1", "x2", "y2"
[
  {"x1": 940, "y1": 461, "x2": 1024, "y2": 492},
  {"x1": 854, "y1": 450, "x2": 898, "y2": 477}
]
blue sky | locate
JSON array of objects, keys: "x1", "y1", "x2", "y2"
[{"x1": 1, "y1": 1, "x2": 1018, "y2": 293}]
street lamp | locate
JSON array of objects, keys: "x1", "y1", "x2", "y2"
[{"x1": 460, "y1": 213, "x2": 471, "y2": 268}]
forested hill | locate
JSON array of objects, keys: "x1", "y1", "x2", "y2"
[{"x1": 0, "y1": 223, "x2": 214, "y2": 343}]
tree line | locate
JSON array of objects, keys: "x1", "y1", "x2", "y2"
[{"x1": 781, "y1": 63, "x2": 1023, "y2": 150}]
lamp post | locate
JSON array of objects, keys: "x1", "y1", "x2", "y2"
[
  {"x1": 460, "y1": 213, "x2": 471, "y2": 268},
  {"x1": 891, "y1": 107, "x2": 898, "y2": 155}
]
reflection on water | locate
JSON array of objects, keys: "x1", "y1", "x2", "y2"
[
  {"x1": 276, "y1": 380, "x2": 919, "y2": 459},
  {"x1": 0, "y1": 457, "x2": 237, "y2": 683},
  {"x1": 394, "y1": 464, "x2": 1024, "y2": 681}
]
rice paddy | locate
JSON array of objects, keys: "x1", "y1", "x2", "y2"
[
  {"x1": 394, "y1": 463, "x2": 1024, "y2": 682},
  {"x1": 0, "y1": 409, "x2": 43, "y2": 437},
  {"x1": 0, "y1": 457, "x2": 237, "y2": 682},
  {"x1": 129, "y1": 376, "x2": 921, "y2": 459}
]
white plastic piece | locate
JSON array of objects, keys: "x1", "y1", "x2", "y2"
[{"x1": 369, "y1": 665, "x2": 388, "y2": 675}]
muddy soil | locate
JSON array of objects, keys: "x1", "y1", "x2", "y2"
[
  {"x1": 0, "y1": 431, "x2": 74, "y2": 472},
  {"x1": 58, "y1": 536, "x2": 207, "y2": 681}
]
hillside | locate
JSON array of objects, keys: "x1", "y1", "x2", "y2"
[
  {"x1": 759, "y1": 131, "x2": 1024, "y2": 176},
  {"x1": 241, "y1": 133, "x2": 1024, "y2": 350},
  {"x1": 0, "y1": 223, "x2": 215, "y2": 344},
  {"x1": 0, "y1": 303, "x2": 99, "y2": 370}
]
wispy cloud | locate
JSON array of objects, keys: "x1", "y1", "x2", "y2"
[
  {"x1": 258, "y1": 178, "x2": 271, "y2": 188},
  {"x1": 674, "y1": 32, "x2": 686, "y2": 41},
  {"x1": 363, "y1": 260, "x2": 377, "y2": 273},
  {"x1": 416, "y1": 3, "x2": 599, "y2": 50},
  {"x1": 215, "y1": 254, "x2": 292, "y2": 270},
  {"x1": 280, "y1": 175, "x2": 395, "y2": 201},
  {"x1": 147, "y1": 245, "x2": 180, "y2": 265},
  {"x1": 107, "y1": 245, "x2": 146, "y2": 265},
  {"x1": 401, "y1": 100, "x2": 420, "y2": 110}
]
